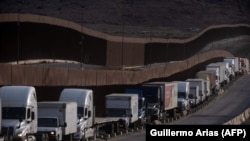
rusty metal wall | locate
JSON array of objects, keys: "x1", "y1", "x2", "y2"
[
  {"x1": 0, "y1": 50, "x2": 233, "y2": 87},
  {"x1": 106, "y1": 41, "x2": 145, "y2": 67},
  {"x1": 0, "y1": 22, "x2": 107, "y2": 65},
  {"x1": 1, "y1": 22, "x2": 249, "y2": 67},
  {"x1": 144, "y1": 26, "x2": 250, "y2": 65}
]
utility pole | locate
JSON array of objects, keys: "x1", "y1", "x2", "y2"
[
  {"x1": 80, "y1": 5, "x2": 84, "y2": 69},
  {"x1": 17, "y1": 0, "x2": 24, "y2": 64},
  {"x1": 121, "y1": 4, "x2": 125, "y2": 69}
]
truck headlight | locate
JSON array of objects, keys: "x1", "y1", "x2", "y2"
[
  {"x1": 17, "y1": 133, "x2": 23, "y2": 137},
  {"x1": 50, "y1": 131, "x2": 55, "y2": 135}
]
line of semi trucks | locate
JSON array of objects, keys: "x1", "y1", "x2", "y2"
[{"x1": 0, "y1": 57, "x2": 249, "y2": 141}]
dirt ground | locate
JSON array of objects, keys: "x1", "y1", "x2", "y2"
[{"x1": 0, "y1": 0, "x2": 249, "y2": 39}]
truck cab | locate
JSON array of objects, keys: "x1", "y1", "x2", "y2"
[
  {"x1": 37, "y1": 116, "x2": 63, "y2": 141},
  {"x1": 0, "y1": 86, "x2": 37, "y2": 141},
  {"x1": 188, "y1": 86, "x2": 200, "y2": 107},
  {"x1": 124, "y1": 88, "x2": 146, "y2": 125},
  {"x1": 36, "y1": 101, "x2": 77, "y2": 141},
  {"x1": 59, "y1": 88, "x2": 94, "y2": 141},
  {"x1": 173, "y1": 81, "x2": 190, "y2": 115}
]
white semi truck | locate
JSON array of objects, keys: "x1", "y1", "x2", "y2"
[
  {"x1": 206, "y1": 62, "x2": 226, "y2": 88},
  {"x1": 188, "y1": 86, "x2": 200, "y2": 107},
  {"x1": 186, "y1": 79, "x2": 205, "y2": 104},
  {"x1": 214, "y1": 62, "x2": 230, "y2": 84},
  {"x1": 105, "y1": 93, "x2": 139, "y2": 129},
  {"x1": 173, "y1": 81, "x2": 190, "y2": 115},
  {"x1": 36, "y1": 101, "x2": 77, "y2": 141},
  {"x1": 58, "y1": 88, "x2": 130, "y2": 141},
  {"x1": 0, "y1": 86, "x2": 38, "y2": 141},
  {"x1": 59, "y1": 88, "x2": 95, "y2": 141},
  {"x1": 224, "y1": 57, "x2": 240, "y2": 77}
]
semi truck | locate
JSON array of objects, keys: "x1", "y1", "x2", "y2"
[
  {"x1": 141, "y1": 82, "x2": 178, "y2": 123},
  {"x1": 206, "y1": 62, "x2": 226, "y2": 88},
  {"x1": 59, "y1": 88, "x2": 95, "y2": 141},
  {"x1": 186, "y1": 78, "x2": 206, "y2": 103},
  {"x1": 124, "y1": 88, "x2": 146, "y2": 125},
  {"x1": 105, "y1": 93, "x2": 139, "y2": 129},
  {"x1": 240, "y1": 57, "x2": 250, "y2": 75},
  {"x1": 195, "y1": 70, "x2": 216, "y2": 95},
  {"x1": 223, "y1": 57, "x2": 237, "y2": 79},
  {"x1": 214, "y1": 62, "x2": 230, "y2": 84},
  {"x1": 188, "y1": 86, "x2": 200, "y2": 108},
  {"x1": 36, "y1": 101, "x2": 77, "y2": 141},
  {"x1": 0, "y1": 86, "x2": 38, "y2": 141},
  {"x1": 173, "y1": 81, "x2": 190, "y2": 115},
  {"x1": 58, "y1": 88, "x2": 132, "y2": 141}
]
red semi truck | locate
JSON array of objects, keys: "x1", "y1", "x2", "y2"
[
  {"x1": 240, "y1": 57, "x2": 250, "y2": 75},
  {"x1": 141, "y1": 81, "x2": 178, "y2": 123}
]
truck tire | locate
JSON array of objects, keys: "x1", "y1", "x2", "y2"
[
  {"x1": 56, "y1": 135, "x2": 60, "y2": 141},
  {"x1": 169, "y1": 109, "x2": 176, "y2": 117},
  {"x1": 12, "y1": 137, "x2": 22, "y2": 141}
]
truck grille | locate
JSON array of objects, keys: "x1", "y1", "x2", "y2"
[
  {"x1": 178, "y1": 101, "x2": 182, "y2": 107},
  {"x1": 2, "y1": 127, "x2": 14, "y2": 136}
]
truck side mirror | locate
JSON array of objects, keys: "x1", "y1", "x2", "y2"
[{"x1": 64, "y1": 122, "x2": 67, "y2": 127}]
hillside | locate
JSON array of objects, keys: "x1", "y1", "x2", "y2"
[{"x1": 0, "y1": 0, "x2": 250, "y2": 38}]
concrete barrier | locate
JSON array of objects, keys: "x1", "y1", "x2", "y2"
[{"x1": 223, "y1": 107, "x2": 250, "y2": 125}]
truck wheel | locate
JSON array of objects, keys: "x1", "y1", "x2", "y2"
[
  {"x1": 169, "y1": 109, "x2": 176, "y2": 117},
  {"x1": 56, "y1": 135, "x2": 60, "y2": 141}
]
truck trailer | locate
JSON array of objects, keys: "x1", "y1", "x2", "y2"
[
  {"x1": 195, "y1": 70, "x2": 216, "y2": 95},
  {"x1": 240, "y1": 57, "x2": 250, "y2": 75},
  {"x1": 206, "y1": 62, "x2": 226, "y2": 88},
  {"x1": 141, "y1": 82, "x2": 178, "y2": 123},
  {"x1": 105, "y1": 93, "x2": 139, "y2": 129}
]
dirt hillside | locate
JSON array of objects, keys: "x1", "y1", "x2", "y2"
[{"x1": 0, "y1": 0, "x2": 250, "y2": 38}]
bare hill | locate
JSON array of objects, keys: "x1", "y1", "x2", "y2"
[{"x1": 0, "y1": 0, "x2": 250, "y2": 38}]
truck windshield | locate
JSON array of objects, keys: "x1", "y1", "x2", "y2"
[
  {"x1": 188, "y1": 94, "x2": 194, "y2": 99},
  {"x1": 106, "y1": 109, "x2": 128, "y2": 117},
  {"x1": 2, "y1": 107, "x2": 26, "y2": 119},
  {"x1": 38, "y1": 118, "x2": 58, "y2": 127},
  {"x1": 178, "y1": 92, "x2": 186, "y2": 98},
  {"x1": 141, "y1": 86, "x2": 159, "y2": 103},
  {"x1": 77, "y1": 107, "x2": 84, "y2": 118}
]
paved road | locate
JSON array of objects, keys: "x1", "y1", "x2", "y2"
[{"x1": 169, "y1": 74, "x2": 250, "y2": 125}]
